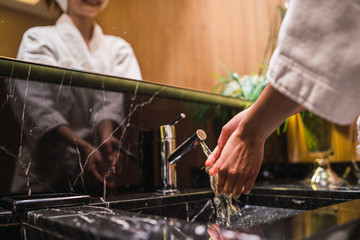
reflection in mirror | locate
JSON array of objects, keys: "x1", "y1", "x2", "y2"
[
  {"x1": 2, "y1": 79, "x2": 133, "y2": 196},
  {"x1": 3, "y1": 74, "x2": 140, "y2": 196},
  {"x1": 7, "y1": 78, "x2": 128, "y2": 195}
]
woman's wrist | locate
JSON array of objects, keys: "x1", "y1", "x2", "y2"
[
  {"x1": 97, "y1": 120, "x2": 114, "y2": 141},
  {"x1": 236, "y1": 115, "x2": 267, "y2": 146},
  {"x1": 238, "y1": 84, "x2": 301, "y2": 142}
]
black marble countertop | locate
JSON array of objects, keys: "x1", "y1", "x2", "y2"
[
  {"x1": 2, "y1": 180, "x2": 360, "y2": 240},
  {"x1": 0, "y1": 207, "x2": 14, "y2": 224}
]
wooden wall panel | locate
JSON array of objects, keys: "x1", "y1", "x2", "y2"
[
  {"x1": 0, "y1": 7, "x2": 46, "y2": 59},
  {"x1": 98, "y1": 0, "x2": 284, "y2": 92}
]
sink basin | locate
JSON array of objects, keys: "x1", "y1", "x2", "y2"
[
  {"x1": 104, "y1": 185, "x2": 360, "y2": 230},
  {"x1": 104, "y1": 190, "x2": 215, "y2": 223},
  {"x1": 110, "y1": 192, "x2": 304, "y2": 230}
]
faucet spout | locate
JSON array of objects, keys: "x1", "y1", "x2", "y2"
[{"x1": 168, "y1": 129, "x2": 207, "y2": 165}]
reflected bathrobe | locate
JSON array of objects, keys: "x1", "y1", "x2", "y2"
[{"x1": 10, "y1": 14, "x2": 142, "y2": 193}]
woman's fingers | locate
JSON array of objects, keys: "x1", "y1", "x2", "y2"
[
  {"x1": 205, "y1": 146, "x2": 219, "y2": 167},
  {"x1": 243, "y1": 174, "x2": 257, "y2": 194},
  {"x1": 206, "y1": 110, "x2": 248, "y2": 169},
  {"x1": 213, "y1": 127, "x2": 264, "y2": 198},
  {"x1": 85, "y1": 149, "x2": 107, "y2": 184},
  {"x1": 87, "y1": 161, "x2": 104, "y2": 183},
  {"x1": 232, "y1": 177, "x2": 246, "y2": 199},
  {"x1": 223, "y1": 171, "x2": 237, "y2": 195},
  {"x1": 208, "y1": 163, "x2": 218, "y2": 176},
  {"x1": 216, "y1": 171, "x2": 226, "y2": 195}
]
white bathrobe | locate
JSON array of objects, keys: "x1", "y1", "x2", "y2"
[
  {"x1": 267, "y1": 0, "x2": 360, "y2": 126},
  {"x1": 10, "y1": 14, "x2": 142, "y2": 193}
]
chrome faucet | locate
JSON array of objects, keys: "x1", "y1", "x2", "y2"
[
  {"x1": 168, "y1": 129, "x2": 207, "y2": 165},
  {"x1": 159, "y1": 113, "x2": 207, "y2": 193},
  {"x1": 159, "y1": 113, "x2": 186, "y2": 192}
]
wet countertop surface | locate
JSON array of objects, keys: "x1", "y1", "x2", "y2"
[{"x1": 2, "y1": 181, "x2": 360, "y2": 240}]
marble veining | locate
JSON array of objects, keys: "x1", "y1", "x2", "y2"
[
  {"x1": 1, "y1": 184, "x2": 360, "y2": 239},
  {"x1": 19, "y1": 198, "x2": 360, "y2": 240}
]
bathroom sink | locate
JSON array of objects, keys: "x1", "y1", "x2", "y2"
[
  {"x1": 103, "y1": 190, "x2": 215, "y2": 223},
  {"x1": 115, "y1": 193, "x2": 304, "y2": 229},
  {"x1": 104, "y1": 185, "x2": 360, "y2": 229},
  {"x1": 106, "y1": 190, "x2": 303, "y2": 229}
]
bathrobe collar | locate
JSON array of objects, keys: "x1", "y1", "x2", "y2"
[{"x1": 55, "y1": 14, "x2": 104, "y2": 71}]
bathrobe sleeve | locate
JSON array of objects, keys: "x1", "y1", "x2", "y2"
[
  {"x1": 267, "y1": 0, "x2": 360, "y2": 125},
  {"x1": 110, "y1": 39, "x2": 142, "y2": 81},
  {"x1": 91, "y1": 36, "x2": 142, "y2": 128},
  {"x1": 14, "y1": 27, "x2": 68, "y2": 141}
]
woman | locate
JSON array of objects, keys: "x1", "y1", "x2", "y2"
[
  {"x1": 206, "y1": 0, "x2": 360, "y2": 199},
  {"x1": 10, "y1": 0, "x2": 142, "y2": 194}
]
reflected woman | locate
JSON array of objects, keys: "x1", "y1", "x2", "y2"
[{"x1": 10, "y1": 0, "x2": 142, "y2": 194}]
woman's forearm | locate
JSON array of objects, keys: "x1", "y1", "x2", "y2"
[
  {"x1": 209, "y1": 84, "x2": 303, "y2": 197},
  {"x1": 97, "y1": 120, "x2": 115, "y2": 141},
  {"x1": 238, "y1": 84, "x2": 302, "y2": 141},
  {"x1": 56, "y1": 125, "x2": 92, "y2": 151}
]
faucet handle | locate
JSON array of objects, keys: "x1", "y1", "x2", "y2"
[
  {"x1": 168, "y1": 129, "x2": 207, "y2": 165},
  {"x1": 169, "y1": 113, "x2": 186, "y2": 126},
  {"x1": 160, "y1": 113, "x2": 185, "y2": 140}
]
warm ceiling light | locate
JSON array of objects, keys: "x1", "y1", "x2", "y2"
[{"x1": 14, "y1": 0, "x2": 40, "y2": 6}]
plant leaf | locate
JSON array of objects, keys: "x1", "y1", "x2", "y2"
[{"x1": 242, "y1": 77, "x2": 255, "y2": 100}]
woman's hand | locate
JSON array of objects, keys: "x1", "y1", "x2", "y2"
[
  {"x1": 97, "y1": 120, "x2": 123, "y2": 188},
  {"x1": 56, "y1": 124, "x2": 118, "y2": 187},
  {"x1": 205, "y1": 108, "x2": 263, "y2": 199},
  {"x1": 211, "y1": 127, "x2": 265, "y2": 199},
  {"x1": 100, "y1": 135, "x2": 121, "y2": 168},
  {"x1": 205, "y1": 84, "x2": 301, "y2": 198},
  {"x1": 205, "y1": 108, "x2": 250, "y2": 173},
  {"x1": 81, "y1": 143, "x2": 106, "y2": 184}
]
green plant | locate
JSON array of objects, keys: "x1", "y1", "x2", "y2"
[
  {"x1": 301, "y1": 110, "x2": 332, "y2": 152},
  {"x1": 212, "y1": 66, "x2": 267, "y2": 108},
  {"x1": 212, "y1": 66, "x2": 288, "y2": 134}
]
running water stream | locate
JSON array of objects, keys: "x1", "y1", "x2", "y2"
[{"x1": 200, "y1": 141, "x2": 242, "y2": 227}]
